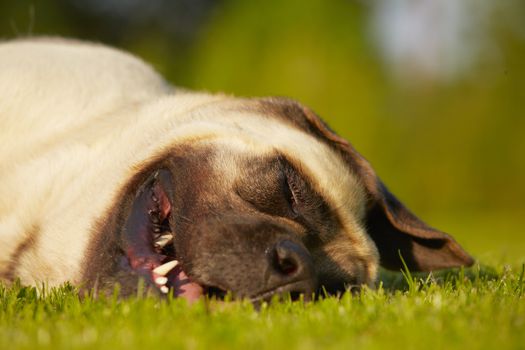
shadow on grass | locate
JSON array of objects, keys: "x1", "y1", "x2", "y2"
[{"x1": 378, "y1": 263, "x2": 501, "y2": 292}]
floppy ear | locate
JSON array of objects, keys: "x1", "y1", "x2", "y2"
[{"x1": 258, "y1": 97, "x2": 474, "y2": 271}]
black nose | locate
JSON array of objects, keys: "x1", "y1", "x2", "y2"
[{"x1": 267, "y1": 240, "x2": 316, "y2": 300}]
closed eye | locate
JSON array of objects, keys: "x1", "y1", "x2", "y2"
[
  {"x1": 280, "y1": 157, "x2": 335, "y2": 229},
  {"x1": 235, "y1": 155, "x2": 329, "y2": 224},
  {"x1": 283, "y1": 166, "x2": 301, "y2": 218}
]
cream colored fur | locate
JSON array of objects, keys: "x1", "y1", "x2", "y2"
[{"x1": 0, "y1": 39, "x2": 378, "y2": 287}]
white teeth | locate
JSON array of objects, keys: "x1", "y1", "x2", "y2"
[
  {"x1": 153, "y1": 233, "x2": 174, "y2": 248},
  {"x1": 153, "y1": 260, "x2": 179, "y2": 276},
  {"x1": 160, "y1": 286, "x2": 169, "y2": 294},
  {"x1": 155, "y1": 276, "x2": 168, "y2": 285}
]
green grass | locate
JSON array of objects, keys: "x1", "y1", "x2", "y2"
[{"x1": 1, "y1": 264, "x2": 524, "y2": 350}]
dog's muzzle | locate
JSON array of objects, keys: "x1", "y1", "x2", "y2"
[{"x1": 173, "y1": 215, "x2": 318, "y2": 302}]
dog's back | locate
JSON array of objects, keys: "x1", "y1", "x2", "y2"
[
  {"x1": 0, "y1": 39, "x2": 172, "y2": 285},
  {"x1": 0, "y1": 39, "x2": 170, "y2": 163}
]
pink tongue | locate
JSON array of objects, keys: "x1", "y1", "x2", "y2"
[{"x1": 170, "y1": 269, "x2": 204, "y2": 302}]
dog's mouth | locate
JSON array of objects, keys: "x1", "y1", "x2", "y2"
[
  {"x1": 150, "y1": 235, "x2": 205, "y2": 302},
  {"x1": 121, "y1": 169, "x2": 227, "y2": 302}
]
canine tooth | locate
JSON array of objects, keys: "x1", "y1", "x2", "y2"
[
  {"x1": 160, "y1": 286, "x2": 169, "y2": 294},
  {"x1": 153, "y1": 233, "x2": 173, "y2": 248},
  {"x1": 153, "y1": 260, "x2": 179, "y2": 276},
  {"x1": 155, "y1": 276, "x2": 168, "y2": 285}
]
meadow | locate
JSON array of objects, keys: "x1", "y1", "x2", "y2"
[
  {"x1": 2, "y1": 217, "x2": 524, "y2": 350},
  {"x1": 1, "y1": 261, "x2": 523, "y2": 350}
]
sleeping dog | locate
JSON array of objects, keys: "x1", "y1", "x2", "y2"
[{"x1": 0, "y1": 38, "x2": 473, "y2": 301}]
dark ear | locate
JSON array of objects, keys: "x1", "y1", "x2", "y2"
[
  {"x1": 257, "y1": 97, "x2": 474, "y2": 271},
  {"x1": 362, "y1": 180, "x2": 474, "y2": 271}
]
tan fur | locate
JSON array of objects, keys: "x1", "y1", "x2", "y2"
[{"x1": 0, "y1": 38, "x2": 378, "y2": 287}]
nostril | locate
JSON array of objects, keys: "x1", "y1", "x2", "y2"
[
  {"x1": 275, "y1": 255, "x2": 298, "y2": 276},
  {"x1": 263, "y1": 240, "x2": 317, "y2": 301},
  {"x1": 272, "y1": 240, "x2": 305, "y2": 277}
]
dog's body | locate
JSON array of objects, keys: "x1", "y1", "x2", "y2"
[{"x1": 0, "y1": 39, "x2": 473, "y2": 300}]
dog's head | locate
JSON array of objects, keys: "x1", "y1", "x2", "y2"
[{"x1": 84, "y1": 97, "x2": 473, "y2": 301}]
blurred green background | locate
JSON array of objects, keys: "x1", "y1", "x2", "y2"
[{"x1": 1, "y1": 0, "x2": 524, "y2": 264}]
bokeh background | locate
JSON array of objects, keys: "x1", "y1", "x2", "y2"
[{"x1": 1, "y1": 0, "x2": 524, "y2": 265}]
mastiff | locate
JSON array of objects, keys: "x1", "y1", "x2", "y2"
[{"x1": 0, "y1": 38, "x2": 473, "y2": 301}]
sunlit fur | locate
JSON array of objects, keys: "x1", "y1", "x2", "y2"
[{"x1": 0, "y1": 38, "x2": 378, "y2": 287}]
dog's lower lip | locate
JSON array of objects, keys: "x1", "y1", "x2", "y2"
[
  {"x1": 139, "y1": 256, "x2": 203, "y2": 301},
  {"x1": 159, "y1": 264, "x2": 204, "y2": 301},
  {"x1": 172, "y1": 269, "x2": 205, "y2": 301}
]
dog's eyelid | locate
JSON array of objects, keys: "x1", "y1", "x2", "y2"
[
  {"x1": 278, "y1": 158, "x2": 306, "y2": 191},
  {"x1": 283, "y1": 170, "x2": 301, "y2": 217},
  {"x1": 279, "y1": 160, "x2": 311, "y2": 216}
]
